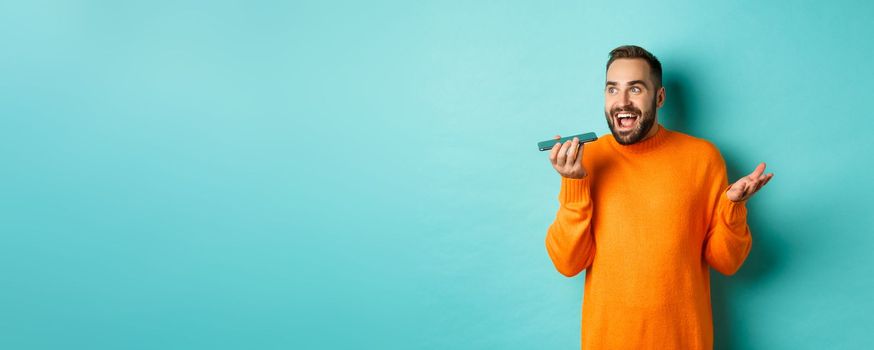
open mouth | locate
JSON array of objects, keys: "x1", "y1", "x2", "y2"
[{"x1": 614, "y1": 112, "x2": 639, "y2": 130}]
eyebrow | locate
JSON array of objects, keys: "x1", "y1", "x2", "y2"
[{"x1": 605, "y1": 80, "x2": 649, "y2": 88}]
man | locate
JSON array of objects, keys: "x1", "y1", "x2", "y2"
[{"x1": 544, "y1": 45, "x2": 774, "y2": 349}]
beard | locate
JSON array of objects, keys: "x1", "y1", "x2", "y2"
[{"x1": 604, "y1": 96, "x2": 658, "y2": 145}]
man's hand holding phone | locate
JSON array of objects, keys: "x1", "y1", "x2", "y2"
[{"x1": 548, "y1": 135, "x2": 588, "y2": 179}]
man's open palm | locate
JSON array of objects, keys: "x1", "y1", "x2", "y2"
[{"x1": 727, "y1": 162, "x2": 774, "y2": 202}]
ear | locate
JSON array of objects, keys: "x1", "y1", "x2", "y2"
[{"x1": 656, "y1": 86, "x2": 666, "y2": 108}]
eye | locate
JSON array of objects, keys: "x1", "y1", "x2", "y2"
[
  {"x1": 607, "y1": 87, "x2": 617, "y2": 94},
  {"x1": 631, "y1": 86, "x2": 641, "y2": 94}
]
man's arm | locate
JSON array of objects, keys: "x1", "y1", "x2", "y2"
[
  {"x1": 545, "y1": 176, "x2": 596, "y2": 277},
  {"x1": 702, "y1": 152, "x2": 753, "y2": 276}
]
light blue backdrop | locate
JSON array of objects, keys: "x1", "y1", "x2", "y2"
[{"x1": 2, "y1": 1, "x2": 872, "y2": 349}]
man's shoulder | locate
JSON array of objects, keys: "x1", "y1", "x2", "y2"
[{"x1": 667, "y1": 129, "x2": 723, "y2": 159}]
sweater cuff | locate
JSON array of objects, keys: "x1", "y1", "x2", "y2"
[
  {"x1": 720, "y1": 186, "x2": 748, "y2": 225},
  {"x1": 559, "y1": 176, "x2": 591, "y2": 203}
]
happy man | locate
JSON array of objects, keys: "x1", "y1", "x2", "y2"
[{"x1": 545, "y1": 45, "x2": 774, "y2": 349}]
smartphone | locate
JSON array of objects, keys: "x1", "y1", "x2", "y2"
[{"x1": 537, "y1": 132, "x2": 598, "y2": 151}]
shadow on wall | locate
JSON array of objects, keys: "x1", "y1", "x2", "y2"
[{"x1": 661, "y1": 69, "x2": 787, "y2": 350}]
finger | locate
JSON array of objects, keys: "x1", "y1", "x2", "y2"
[
  {"x1": 557, "y1": 140, "x2": 571, "y2": 165},
  {"x1": 748, "y1": 162, "x2": 766, "y2": 179},
  {"x1": 565, "y1": 137, "x2": 580, "y2": 167},
  {"x1": 551, "y1": 135, "x2": 562, "y2": 152},
  {"x1": 751, "y1": 174, "x2": 767, "y2": 191},
  {"x1": 752, "y1": 178, "x2": 764, "y2": 193},
  {"x1": 745, "y1": 181, "x2": 758, "y2": 198},
  {"x1": 549, "y1": 140, "x2": 561, "y2": 165},
  {"x1": 754, "y1": 173, "x2": 773, "y2": 189},
  {"x1": 573, "y1": 141, "x2": 585, "y2": 167},
  {"x1": 760, "y1": 173, "x2": 774, "y2": 188}
]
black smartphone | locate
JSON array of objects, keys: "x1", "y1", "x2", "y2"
[{"x1": 537, "y1": 132, "x2": 598, "y2": 151}]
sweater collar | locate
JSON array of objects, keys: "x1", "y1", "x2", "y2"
[{"x1": 609, "y1": 123, "x2": 670, "y2": 154}]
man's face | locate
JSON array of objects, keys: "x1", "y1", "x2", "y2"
[{"x1": 604, "y1": 58, "x2": 664, "y2": 145}]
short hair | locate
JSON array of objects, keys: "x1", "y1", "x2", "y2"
[{"x1": 606, "y1": 45, "x2": 662, "y2": 89}]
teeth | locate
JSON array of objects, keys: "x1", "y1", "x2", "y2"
[{"x1": 617, "y1": 113, "x2": 637, "y2": 119}]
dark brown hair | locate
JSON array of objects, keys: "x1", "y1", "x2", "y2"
[{"x1": 606, "y1": 45, "x2": 662, "y2": 89}]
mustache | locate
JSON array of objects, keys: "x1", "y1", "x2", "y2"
[{"x1": 610, "y1": 105, "x2": 642, "y2": 116}]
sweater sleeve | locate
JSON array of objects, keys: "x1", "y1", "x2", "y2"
[
  {"x1": 702, "y1": 152, "x2": 753, "y2": 276},
  {"x1": 545, "y1": 176, "x2": 596, "y2": 277}
]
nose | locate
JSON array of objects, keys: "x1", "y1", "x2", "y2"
[{"x1": 618, "y1": 90, "x2": 631, "y2": 106}]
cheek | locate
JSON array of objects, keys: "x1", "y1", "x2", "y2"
[{"x1": 633, "y1": 96, "x2": 653, "y2": 108}]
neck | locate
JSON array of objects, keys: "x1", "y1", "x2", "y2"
[{"x1": 640, "y1": 119, "x2": 659, "y2": 141}]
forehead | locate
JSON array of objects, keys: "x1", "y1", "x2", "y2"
[{"x1": 606, "y1": 58, "x2": 652, "y2": 83}]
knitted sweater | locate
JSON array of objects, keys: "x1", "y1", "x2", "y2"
[{"x1": 545, "y1": 123, "x2": 752, "y2": 349}]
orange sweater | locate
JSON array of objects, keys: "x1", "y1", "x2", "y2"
[{"x1": 545, "y1": 124, "x2": 752, "y2": 350}]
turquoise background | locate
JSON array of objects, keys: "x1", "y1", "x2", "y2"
[{"x1": 2, "y1": 1, "x2": 872, "y2": 349}]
